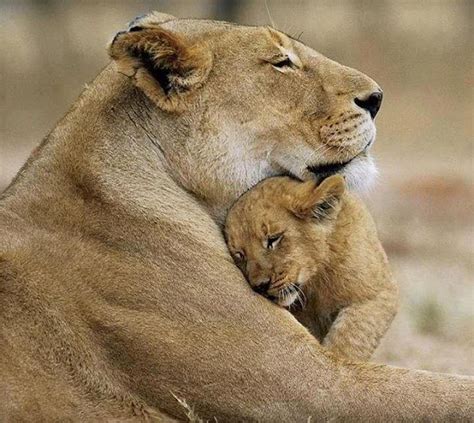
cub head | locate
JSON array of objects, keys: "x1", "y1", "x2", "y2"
[
  {"x1": 225, "y1": 175, "x2": 345, "y2": 307},
  {"x1": 108, "y1": 13, "x2": 381, "y2": 216}
]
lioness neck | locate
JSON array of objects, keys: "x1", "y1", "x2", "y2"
[{"x1": 0, "y1": 66, "x2": 218, "y2": 235}]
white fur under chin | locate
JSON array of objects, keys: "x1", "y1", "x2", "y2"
[
  {"x1": 342, "y1": 154, "x2": 378, "y2": 193},
  {"x1": 278, "y1": 291, "x2": 299, "y2": 308}
]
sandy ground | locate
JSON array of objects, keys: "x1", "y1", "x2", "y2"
[{"x1": 0, "y1": 0, "x2": 472, "y2": 375}]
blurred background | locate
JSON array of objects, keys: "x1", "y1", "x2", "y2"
[{"x1": 0, "y1": 0, "x2": 472, "y2": 374}]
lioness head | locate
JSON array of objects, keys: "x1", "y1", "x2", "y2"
[
  {"x1": 108, "y1": 12, "x2": 381, "y2": 219},
  {"x1": 225, "y1": 175, "x2": 345, "y2": 307}
]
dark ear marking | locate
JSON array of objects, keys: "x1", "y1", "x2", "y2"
[
  {"x1": 127, "y1": 14, "x2": 147, "y2": 29},
  {"x1": 312, "y1": 195, "x2": 339, "y2": 220},
  {"x1": 127, "y1": 11, "x2": 177, "y2": 29},
  {"x1": 108, "y1": 25, "x2": 212, "y2": 112},
  {"x1": 289, "y1": 175, "x2": 345, "y2": 220},
  {"x1": 311, "y1": 175, "x2": 345, "y2": 220},
  {"x1": 111, "y1": 30, "x2": 126, "y2": 46},
  {"x1": 131, "y1": 47, "x2": 173, "y2": 95}
]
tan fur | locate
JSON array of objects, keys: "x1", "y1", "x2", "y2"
[
  {"x1": 0, "y1": 12, "x2": 472, "y2": 422},
  {"x1": 225, "y1": 175, "x2": 399, "y2": 361}
]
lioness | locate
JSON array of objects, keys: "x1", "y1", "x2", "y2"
[
  {"x1": 225, "y1": 175, "x2": 398, "y2": 361},
  {"x1": 0, "y1": 11, "x2": 472, "y2": 422}
]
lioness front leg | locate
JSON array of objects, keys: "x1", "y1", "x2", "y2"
[{"x1": 322, "y1": 290, "x2": 398, "y2": 361}]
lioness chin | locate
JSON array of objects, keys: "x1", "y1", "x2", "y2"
[
  {"x1": 0, "y1": 11, "x2": 472, "y2": 423},
  {"x1": 225, "y1": 175, "x2": 398, "y2": 361}
]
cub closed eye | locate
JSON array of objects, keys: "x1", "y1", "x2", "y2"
[
  {"x1": 272, "y1": 57, "x2": 294, "y2": 69},
  {"x1": 266, "y1": 234, "x2": 283, "y2": 250}
]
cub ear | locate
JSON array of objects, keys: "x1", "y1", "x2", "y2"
[
  {"x1": 108, "y1": 26, "x2": 212, "y2": 112},
  {"x1": 290, "y1": 175, "x2": 345, "y2": 220}
]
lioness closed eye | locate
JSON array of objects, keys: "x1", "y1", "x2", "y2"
[{"x1": 225, "y1": 175, "x2": 399, "y2": 361}]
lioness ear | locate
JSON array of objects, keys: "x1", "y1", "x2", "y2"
[
  {"x1": 290, "y1": 175, "x2": 345, "y2": 220},
  {"x1": 127, "y1": 11, "x2": 177, "y2": 29},
  {"x1": 108, "y1": 26, "x2": 212, "y2": 112}
]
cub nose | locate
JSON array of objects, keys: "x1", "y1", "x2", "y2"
[
  {"x1": 253, "y1": 280, "x2": 271, "y2": 295},
  {"x1": 354, "y1": 91, "x2": 383, "y2": 119}
]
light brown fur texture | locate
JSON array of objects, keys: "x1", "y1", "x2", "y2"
[
  {"x1": 225, "y1": 175, "x2": 399, "y2": 361},
  {"x1": 0, "y1": 12, "x2": 472, "y2": 422}
]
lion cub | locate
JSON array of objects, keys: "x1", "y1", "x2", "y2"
[{"x1": 225, "y1": 175, "x2": 398, "y2": 361}]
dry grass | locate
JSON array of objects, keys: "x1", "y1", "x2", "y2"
[{"x1": 172, "y1": 393, "x2": 206, "y2": 423}]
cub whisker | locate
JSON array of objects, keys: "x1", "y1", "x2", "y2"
[{"x1": 293, "y1": 283, "x2": 307, "y2": 309}]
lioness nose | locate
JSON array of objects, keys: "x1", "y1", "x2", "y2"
[
  {"x1": 354, "y1": 91, "x2": 383, "y2": 118},
  {"x1": 253, "y1": 280, "x2": 271, "y2": 295}
]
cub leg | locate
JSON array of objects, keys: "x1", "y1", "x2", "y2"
[{"x1": 322, "y1": 290, "x2": 398, "y2": 361}]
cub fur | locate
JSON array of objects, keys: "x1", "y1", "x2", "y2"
[{"x1": 225, "y1": 175, "x2": 399, "y2": 361}]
